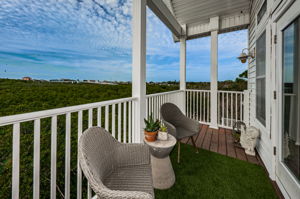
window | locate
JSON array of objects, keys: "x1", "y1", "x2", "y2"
[
  {"x1": 257, "y1": 1, "x2": 267, "y2": 25},
  {"x1": 256, "y1": 31, "x2": 266, "y2": 126}
]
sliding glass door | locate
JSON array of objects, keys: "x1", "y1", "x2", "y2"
[
  {"x1": 276, "y1": 2, "x2": 300, "y2": 197},
  {"x1": 282, "y1": 16, "x2": 300, "y2": 182}
]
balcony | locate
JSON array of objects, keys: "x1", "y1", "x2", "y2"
[
  {"x1": 1, "y1": 0, "x2": 294, "y2": 198},
  {"x1": 0, "y1": 90, "x2": 278, "y2": 198}
]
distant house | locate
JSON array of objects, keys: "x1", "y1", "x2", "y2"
[
  {"x1": 61, "y1": 79, "x2": 76, "y2": 83},
  {"x1": 49, "y1": 79, "x2": 76, "y2": 83},
  {"x1": 22, "y1": 77, "x2": 32, "y2": 81},
  {"x1": 49, "y1": 79, "x2": 59, "y2": 82},
  {"x1": 87, "y1": 80, "x2": 97, "y2": 83},
  {"x1": 99, "y1": 81, "x2": 117, "y2": 85}
]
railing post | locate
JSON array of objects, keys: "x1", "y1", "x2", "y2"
[
  {"x1": 209, "y1": 17, "x2": 219, "y2": 129},
  {"x1": 132, "y1": 0, "x2": 147, "y2": 143},
  {"x1": 243, "y1": 90, "x2": 250, "y2": 126},
  {"x1": 180, "y1": 26, "x2": 186, "y2": 114},
  {"x1": 12, "y1": 123, "x2": 20, "y2": 199}
]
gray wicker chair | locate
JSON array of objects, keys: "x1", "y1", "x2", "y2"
[
  {"x1": 160, "y1": 103, "x2": 200, "y2": 163},
  {"x1": 79, "y1": 127, "x2": 154, "y2": 199}
]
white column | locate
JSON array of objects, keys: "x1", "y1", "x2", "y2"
[
  {"x1": 132, "y1": 0, "x2": 147, "y2": 143},
  {"x1": 243, "y1": 90, "x2": 250, "y2": 126},
  {"x1": 209, "y1": 17, "x2": 219, "y2": 129},
  {"x1": 180, "y1": 37, "x2": 186, "y2": 114}
]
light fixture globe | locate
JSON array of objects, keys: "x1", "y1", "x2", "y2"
[
  {"x1": 237, "y1": 48, "x2": 254, "y2": 64},
  {"x1": 237, "y1": 52, "x2": 248, "y2": 63}
]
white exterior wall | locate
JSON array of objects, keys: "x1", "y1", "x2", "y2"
[
  {"x1": 248, "y1": 0, "x2": 299, "y2": 198},
  {"x1": 248, "y1": 0, "x2": 274, "y2": 180}
]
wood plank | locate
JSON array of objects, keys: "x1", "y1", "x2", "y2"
[
  {"x1": 246, "y1": 154, "x2": 259, "y2": 165},
  {"x1": 193, "y1": 124, "x2": 202, "y2": 142},
  {"x1": 210, "y1": 129, "x2": 218, "y2": 152},
  {"x1": 195, "y1": 124, "x2": 208, "y2": 148},
  {"x1": 255, "y1": 150, "x2": 264, "y2": 166},
  {"x1": 186, "y1": 135, "x2": 197, "y2": 145},
  {"x1": 218, "y1": 128, "x2": 227, "y2": 155},
  {"x1": 225, "y1": 129, "x2": 236, "y2": 158},
  {"x1": 186, "y1": 124, "x2": 201, "y2": 145},
  {"x1": 202, "y1": 128, "x2": 212, "y2": 150},
  {"x1": 184, "y1": 125, "x2": 263, "y2": 168},
  {"x1": 235, "y1": 147, "x2": 247, "y2": 161},
  {"x1": 181, "y1": 124, "x2": 203, "y2": 145},
  {"x1": 271, "y1": 180, "x2": 285, "y2": 199}
]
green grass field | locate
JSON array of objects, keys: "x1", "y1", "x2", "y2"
[
  {"x1": 0, "y1": 78, "x2": 246, "y2": 117},
  {"x1": 0, "y1": 78, "x2": 247, "y2": 198},
  {"x1": 0, "y1": 79, "x2": 179, "y2": 198},
  {"x1": 0, "y1": 79, "x2": 180, "y2": 116}
]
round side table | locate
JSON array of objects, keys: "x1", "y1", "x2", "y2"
[{"x1": 144, "y1": 134, "x2": 176, "y2": 190}]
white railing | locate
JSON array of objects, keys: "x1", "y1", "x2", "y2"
[
  {"x1": 186, "y1": 90, "x2": 211, "y2": 124},
  {"x1": 146, "y1": 90, "x2": 184, "y2": 120},
  {"x1": 0, "y1": 97, "x2": 137, "y2": 199},
  {"x1": 186, "y1": 89, "x2": 249, "y2": 128},
  {"x1": 0, "y1": 89, "x2": 249, "y2": 199},
  {"x1": 217, "y1": 90, "x2": 245, "y2": 128}
]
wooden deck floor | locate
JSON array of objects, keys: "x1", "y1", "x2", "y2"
[{"x1": 181, "y1": 124, "x2": 261, "y2": 165}]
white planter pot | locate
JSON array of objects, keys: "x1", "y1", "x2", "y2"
[{"x1": 158, "y1": 131, "x2": 168, "y2": 141}]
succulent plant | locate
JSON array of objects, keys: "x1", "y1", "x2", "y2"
[
  {"x1": 144, "y1": 113, "x2": 160, "y2": 132},
  {"x1": 160, "y1": 123, "x2": 167, "y2": 132}
]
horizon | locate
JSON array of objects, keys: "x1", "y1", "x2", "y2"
[
  {"x1": 1, "y1": 77, "x2": 244, "y2": 83},
  {"x1": 0, "y1": 0, "x2": 247, "y2": 82}
]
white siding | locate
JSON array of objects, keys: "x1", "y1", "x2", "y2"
[
  {"x1": 248, "y1": 0, "x2": 274, "y2": 179},
  {"x1": 248, "y1": 2, "x2": 300, "y2": 198}
]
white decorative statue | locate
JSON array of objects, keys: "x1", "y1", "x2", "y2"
[{"x1": 240, "y1": 126, "x2": 260, "y2": 156}]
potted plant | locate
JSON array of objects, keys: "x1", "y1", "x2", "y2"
[
  {"x1": 144, "y1": 113, "x2": 160, "y2": 142},
  {"x1": 158, "y1": 123, "x2": 168, "y2": 141},
  {"x1": 232, "y1": 121, "x2": 246, "y2": 146}
]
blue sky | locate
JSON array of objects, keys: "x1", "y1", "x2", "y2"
[{"x1": 0, "y1": 0, "x2": 247, "y2": 82}]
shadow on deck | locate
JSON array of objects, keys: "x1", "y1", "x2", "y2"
[{"x1": 181, "y1": 124, "x2": 261, "y2": 165}]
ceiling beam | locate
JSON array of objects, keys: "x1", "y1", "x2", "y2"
[
  {"x1": 147, "y1": 0, "x2": 184, "y2": 38},
  {"x1": 187, "y1": 12, "x2": 250, "y2": 40}
]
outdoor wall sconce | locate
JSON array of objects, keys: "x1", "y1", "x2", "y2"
[{"x1": 237, "y1": 48, "x2": 255, "y2": 63}]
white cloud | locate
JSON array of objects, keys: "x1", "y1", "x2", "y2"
[{"x1": 0, "y1": 0, "x2": 247, "y2": 82}]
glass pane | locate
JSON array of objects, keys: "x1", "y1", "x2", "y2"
[
  {"x1": 282, "y1": 17, "x2": 300, "y2": 181},
  {"x1": 257, "y1": 1, "x2": 267, "y2": 25},
  {"x1": 257, "y1": 32, "x2": 266, "y2": 76},
  {"x1": 256, "y1": 31, "x2": 266, "y2": 125},
  {"x1": 256, "y1": 78, "x2": 266, "y2": 125}
]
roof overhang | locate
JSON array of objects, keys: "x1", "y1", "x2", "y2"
[
  {"x1": 147, "y1": 0, "x2": 184, "y2": 38},
  {"x1": 187, "y1": 12, "x2": 250, "y2": 40},
  {"x1": 147, "y1": 0, "x2": 250, "y2": 41}
]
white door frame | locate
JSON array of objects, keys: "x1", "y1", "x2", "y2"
[{"x1": 275, "y1": 1, "x2": 300, "y2": 198}]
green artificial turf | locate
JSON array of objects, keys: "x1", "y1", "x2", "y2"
[{"x1": 155, "y1": 144, "x2": 278, "y2": 199}]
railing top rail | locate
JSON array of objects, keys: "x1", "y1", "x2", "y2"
[
  {"x1": 0, "y1": 97, "x2": 137, "y2": 126},
  {"x1": 186, "y1": 89, "x2": 245, "y2": 94},
  {"x1": 217, "y1": 90, "x2": 245, "y2": 94},
  {"x1": 186, "y1": 89, "x2": 210, "y2": 92},
  {"x1": 146, "y1": 90, "x2": 183, "y2": 98}
]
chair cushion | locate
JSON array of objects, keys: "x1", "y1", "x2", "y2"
[
  {"x1": 176, "y1": 127, "x2": 199, "y2": 140},
  {"x1": 104, "y1": 164, "x2": 154, "y2": 197}
]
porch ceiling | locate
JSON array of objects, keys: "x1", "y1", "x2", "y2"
[
  {"x1": 168, "y1": 0, "x2": 250, "y2": 25},
  {"x1": 152, "y1": 0, "x2": 251, "y2": 40}
]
